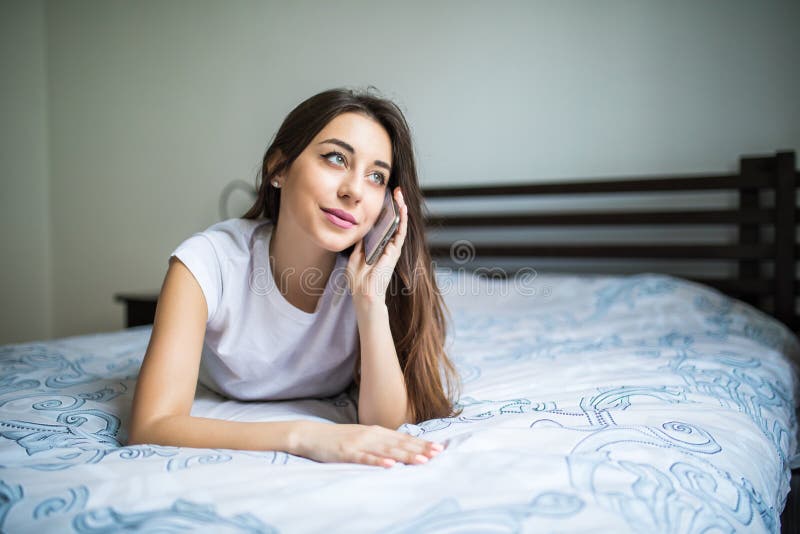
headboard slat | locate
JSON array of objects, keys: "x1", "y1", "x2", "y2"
[
  {"x1": 426, "y1": 209, "x2": 774, "y2": 227},
  {"x1": 422, "y1": 173, "x2": 769, "y2": 197}
]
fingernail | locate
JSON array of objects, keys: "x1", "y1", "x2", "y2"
[
  {"x1": 432, "y1": 443, "x2": 444, "y2": 451},
  {"x1": 415, "y1": 454, "x2": 428, "y2": 463}
]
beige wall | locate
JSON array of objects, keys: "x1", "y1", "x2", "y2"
[{"x1": 2, "y1": 0, "x2": 799, "y2": 343}]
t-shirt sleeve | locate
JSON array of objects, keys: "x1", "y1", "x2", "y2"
[{"x1": 169, "y1": 233, "x2": 223, "y2": 322}]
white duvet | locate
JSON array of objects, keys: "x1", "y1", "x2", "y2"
[{"x1": 0, "y1": 271, "x2": 797, "y2": 533}]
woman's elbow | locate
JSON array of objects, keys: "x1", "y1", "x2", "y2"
[
  {"x1": 126, "y1": 415, "x2": 161, "y2": 446},
  {"x1": 125, "y1": 425, "x2": 148, "y2": 446}
]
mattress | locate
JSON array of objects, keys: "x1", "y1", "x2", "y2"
[{"x1": 1, "y1": 271, "x2": 798, "y2": 533}]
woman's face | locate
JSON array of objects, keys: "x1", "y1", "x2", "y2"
[{"x1": 276, "y1": 112, "x2": 393, "y2": 253}]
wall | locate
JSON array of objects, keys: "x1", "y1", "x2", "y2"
[
  {"x1": 1, "y1": 0, "x2": 51, "y2": 344},
  {"x1": 1, "y1": 0, "x2": 798, "y2": 342}
]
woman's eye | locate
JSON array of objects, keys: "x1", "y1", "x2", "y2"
[
  {"x1": 369, "y1": 172, "x2": 387, "y2": 186},
  {"x1": 323, "y1": 151, "x2": 384, "y2": 185},
  {"x1": 323, "y1": 152, "x2": 346, "y2": 166}
]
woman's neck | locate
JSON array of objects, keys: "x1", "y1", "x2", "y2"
[{"x1": 268, "y1": 225, "x2": 338, "y2": 312}]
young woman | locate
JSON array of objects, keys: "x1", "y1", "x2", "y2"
[{"x1": 128, "y1": 87, "x2": 463, "y2": 469}]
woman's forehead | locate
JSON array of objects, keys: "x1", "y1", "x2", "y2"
[{"x1": 315, "y1": 113, "x2": 392, "y2": 159}]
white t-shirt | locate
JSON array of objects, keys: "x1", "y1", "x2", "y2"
[{"x1": 169, "y1": 217, "x2": 359, "y2": 401}]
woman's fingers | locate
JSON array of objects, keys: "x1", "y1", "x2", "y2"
[
  {"x1": 393, "y1": 188, "x2": 408, "y2": 245},
  {"x1": 381, "y1": 432, "x2": 444, "y2": 462},
  {"x1": 356, "y1": 451, "x2": 395, "y2": 468},
  {"x1": 300, "y1": 422, "x2": 444, "y2": 468},
  {"x1": 402, "y1": 438, "x2": 440, "y2": 457},
  {"x1": 348, "y1": 239, "x2": 363, "y2": 265},
  {"x1": 397, "y1": 432, "x2": 443, "y2": 455},
  {"x1": 343, "y1": 426, "x2": 447, "y2": 468},
  {"x1": 383, "y1": 445, "x2": 437, "y2": 465}
]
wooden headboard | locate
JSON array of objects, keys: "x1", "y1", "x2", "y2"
[{"x1": 420, "y1": 150, "x2": 798, "y2": 334}]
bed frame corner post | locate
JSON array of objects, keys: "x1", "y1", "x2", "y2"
[{"x1": 774, "y1": 150, "x2": 796, "y2": 331}]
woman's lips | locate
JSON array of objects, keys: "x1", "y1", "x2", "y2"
[{"x1": 322, "y1": 208, "x2": 356, "y2": 229}]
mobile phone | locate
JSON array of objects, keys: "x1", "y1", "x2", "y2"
[{"x1": 363, "y1": 190, "x2": 400, "y2": 265}]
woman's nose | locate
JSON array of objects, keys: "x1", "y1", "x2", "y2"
[{"x1": 338, "y1": 170, "x2": 364, "y2": 202}]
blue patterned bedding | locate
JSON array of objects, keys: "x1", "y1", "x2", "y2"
[{"x1": 1, "y1": 272, "x2": 798, "y2": 533}]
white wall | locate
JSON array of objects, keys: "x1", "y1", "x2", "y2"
[
  {"x1": 1, "y1": 0, "x2": 51, "y2": 344},
  {"x1": 2, "y1": 0, "x2": 798, "y2": 343}
]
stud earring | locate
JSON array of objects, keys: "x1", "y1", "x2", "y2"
[{"x1": 271, "y1": 180, "x2": 281, "y2": 188}]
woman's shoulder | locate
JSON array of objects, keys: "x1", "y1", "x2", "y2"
[{"x1": 200, "y1": 217, "x2": 272, "y2": 258}]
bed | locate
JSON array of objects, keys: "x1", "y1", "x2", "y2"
[{"x1": 1, "y1": 150, "x2": 797, "y2": 533}]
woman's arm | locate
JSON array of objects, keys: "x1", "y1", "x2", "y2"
[
  {"x1": 354, "y1": 302, "x2": 410, "y2": 429},
  {"x1": 127, "y1": 414, "x2": 302, "y2": 452},
  {"x1": 128, "y1": 257, "x2": 304, "y2": 451},
  {"x1": 345, "y1": 187, "x2": 413, "y2": 430}
]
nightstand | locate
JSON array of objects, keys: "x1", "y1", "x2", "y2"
[{"x1": 114, "y1": 293, "x2": 159, "y2": 328}]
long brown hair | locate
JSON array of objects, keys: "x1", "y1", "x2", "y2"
[{"x1": 241, "y1": 87, "x2": 463, "y2": 423}]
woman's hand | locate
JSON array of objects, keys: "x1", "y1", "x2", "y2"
[
  {"x1": 291, "y1": 420, "x2": 443, "y2": 468},
  {"x1": 345, "y1": 186, "x2": 408, "y2": 308}
]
